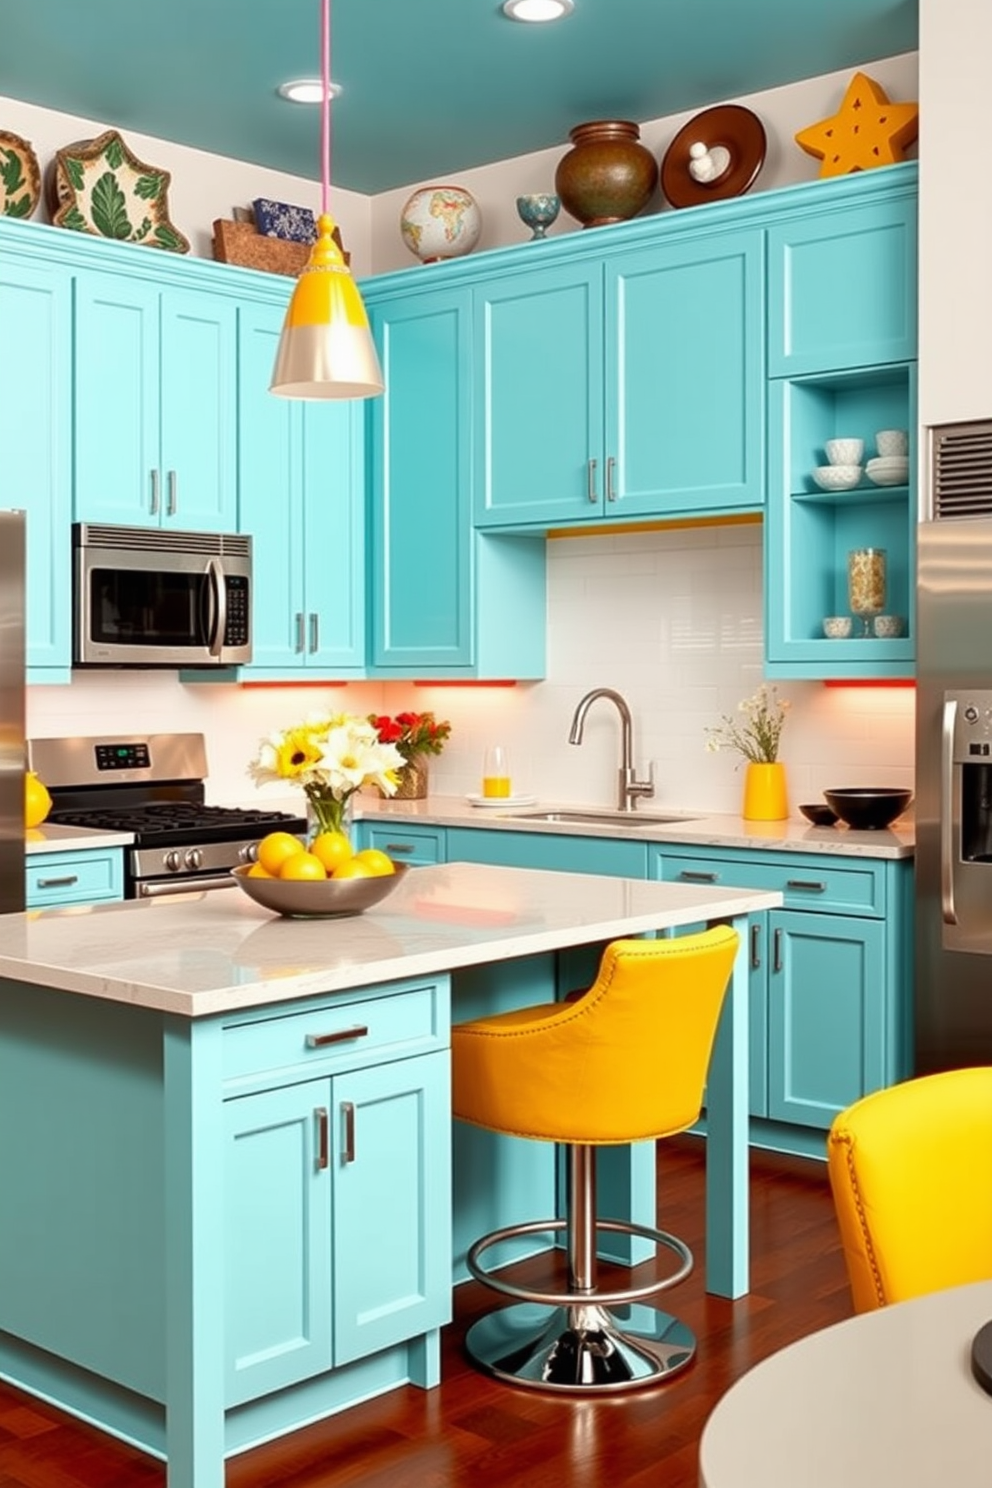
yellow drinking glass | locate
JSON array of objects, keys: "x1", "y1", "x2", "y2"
[{"x1": 482, "y1": 745, "x2": 511, "y2": 798}]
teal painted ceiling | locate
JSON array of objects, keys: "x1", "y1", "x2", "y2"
[{"x1": 0, "y1": 0, "x2": 917, "y2": 195}]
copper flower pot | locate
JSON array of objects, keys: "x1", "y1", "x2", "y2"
[{"x1": 554, "y1": 120, "x2": 658, "y2": 228}]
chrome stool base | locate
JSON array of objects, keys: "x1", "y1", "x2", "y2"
[{"x1": 464, "y1": 1300, "x2": 696, "y2": 1393}]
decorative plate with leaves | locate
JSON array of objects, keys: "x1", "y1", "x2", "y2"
[
  {"x1": 49, "y1": 130, "x2": 190, "y2": 253},
  {"x1": 0, "y1": 131, "x2": 41, "y2": 219}
]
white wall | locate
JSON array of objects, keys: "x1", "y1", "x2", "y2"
[
  {"x1": 369, "y1": 52, "x2": 919, "y2": 274},
  {"x1": 0, "y1": 95, "x2": 373, "y2": 273},
  {"x1": 917, "y1": 0, "x2": 992, "y2": 428},
  {"x1": 28, "y1": 525, "x2": 915, "y2": 813}
]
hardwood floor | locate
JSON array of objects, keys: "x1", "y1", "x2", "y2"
[{"x1": 0, "y1": 1137, "x2": 851, "y2": 1488}]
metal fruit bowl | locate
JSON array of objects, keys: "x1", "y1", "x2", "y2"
[
  {"x1": 230, "y1": 862, "x2": 407, "y2": 918},
  {"x1": 822, "y1": 789, "x2": 913, "y2": 831}
]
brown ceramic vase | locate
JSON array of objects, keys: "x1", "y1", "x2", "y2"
[{"x1": 554, "y1": 120, "x2": 658, "y2": 228}]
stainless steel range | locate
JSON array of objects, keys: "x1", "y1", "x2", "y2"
[{"x1": 29, "y1": 733, "x2": 306, "y2": 899}]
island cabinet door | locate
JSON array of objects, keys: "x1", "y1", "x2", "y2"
[
  {"x1": 224, "y1": 1079, "x2": 333, "y2": 1407},
  {"x1": 766, "y1": 909, "x2": 887, "y2": 1129},
  {"x1": 332, "y1": 1051, "x2": 452, "y2": 1365}
]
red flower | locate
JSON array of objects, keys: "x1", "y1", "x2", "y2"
[{"x1": 369, "y1": 710, "x2": 451, "y2": 761}]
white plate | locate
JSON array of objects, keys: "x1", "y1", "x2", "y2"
[{"x1": 466, "y1": 793, "x2": 538, "y2": 809}]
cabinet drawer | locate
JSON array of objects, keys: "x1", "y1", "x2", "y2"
[
  {"x1": 654, "y1": 851, "x2": 884, "y2": 917},
  {"x1": 26, "y1": 849, "x2": 124, "y2": 908},
  {"x1": 222, "y1": 978, "x2": 450, "y2": 1082},
  {"x1": 361, "y1": 823, "x2": 445, "y2": 865}
]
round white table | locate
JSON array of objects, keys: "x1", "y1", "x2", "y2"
[{"x1": 699, "y1": 1281, "x2": 992, "y2": 1487}]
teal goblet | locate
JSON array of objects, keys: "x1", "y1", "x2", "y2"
[{"x1": 516, "y1": 193, "x2": 560, "y2": 240}]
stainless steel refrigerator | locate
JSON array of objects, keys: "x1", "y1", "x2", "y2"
[{"x1": 916, "y1": 420, "x2": 992, "y2": 1073}]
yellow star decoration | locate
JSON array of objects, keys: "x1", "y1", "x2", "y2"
[{"x1": 795, "y1": 71, "x2": 919, "y2": 177}]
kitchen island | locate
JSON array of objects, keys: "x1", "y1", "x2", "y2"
[{"x1": 0, "y1": 862, "x2": 779, "y2": 1488}]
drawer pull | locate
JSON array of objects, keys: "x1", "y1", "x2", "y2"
[
  {"x1": 36, "y1": 875, "x2": 80, "y2": 889},
  {"x1": 305, "y1": 1024, "x2": 369, "y2": 1049},
  {"x1": 342, "y1": 1101, "x2": 356, "y2": 1164},
  {"x1": 679, "y1": 870, "x2": 718, "y2": 883},
  {"x1": 786, "y1": 878, "x2": 826, "y2": 893},
  {"x1": 750, "y1": 922, "x2": 761, "y2": 970},
  {"x1": 383, "y1": 842, "x2": 416, "y2": 855},
  {"x1": 773, "y1": 927, "x2": 783, "y2": 973},
  {"x1": 314, "y1": 1107, "x2": 329, "y2": 1170}
]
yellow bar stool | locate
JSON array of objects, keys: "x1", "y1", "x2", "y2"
[{"x1": 452, "y1": 925, "x2": 739, "y2": 1392}]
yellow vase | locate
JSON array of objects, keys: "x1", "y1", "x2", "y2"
[{"x1": 742, "y1": 762, "x2": 789, "y2": 822}]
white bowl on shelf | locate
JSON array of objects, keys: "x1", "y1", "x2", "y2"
[
  {"x1": 811, "y1": 464, "x2": 863, "y2": 492},
  {"x1": 865, "y1": 456, "x2": 909, "y2": 487},
  {"x1": 875, "y1": 428, "x2": 909, "y2": 457},
  {"x1": 824, "y1": 437, "x2": 864, "y2": 467}
]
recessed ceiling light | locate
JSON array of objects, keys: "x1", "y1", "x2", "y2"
[
  {"x1": 278, "y1": 78, "x2": 342, "y2": 104},
  {"x1": 502, "y1": 0, "x2": 574, "y2": 22}
]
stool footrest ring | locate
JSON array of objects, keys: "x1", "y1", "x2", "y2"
[{"x1": 466, "y1": 1216, "x2": 692, "y2": 1308}]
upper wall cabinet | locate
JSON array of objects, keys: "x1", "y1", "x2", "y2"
[
  {"x1": 473, "y1": 230, "x2": 765, "y2": 530},
  {"x1": 0, "y1": 249, "x2": 72, "y2": 679},
  {"x1": 237, "y1": 301, "x2": 365, "y2": 678},
  {"x1": 365, "y1": 284, "x2": 545, "y2": 679},
  {"x1": 74, "y1": 274, "x2": 238, "y2": 531},
  {"x1": 767, "y1": 186, "x2": 917, "y2": 377}
]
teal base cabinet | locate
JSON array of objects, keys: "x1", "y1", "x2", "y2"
[
  {"x1": 356, "y1": 821, "x2": 446, "y2": 867},
  {"x1": 26, "y1": 847, "x2": 124, "y2": 909},
  {"x1": 650, "y1": 844, "x2": 913, "y2": 1157},
  {"x1": 445, "y1": 825, "x2": 646, "y2": 878}
]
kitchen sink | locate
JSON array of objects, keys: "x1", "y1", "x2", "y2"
[{"x1": 505, "y1": 809, "x2": 699, "y2": 828}]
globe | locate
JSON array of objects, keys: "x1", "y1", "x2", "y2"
[{"x1": 400, "y1": 185, "x2": 482, "y2": 264}]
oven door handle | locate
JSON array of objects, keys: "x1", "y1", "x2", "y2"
[
  {"x1": 137, "y1": 874, "x2": 236, "y2": 898},
  {"x1": 205, "y1": 558, "x2": 227, "y2": 660},
  {"x1": 941, "y1": 696, "x2": 958, "y2": 925}
]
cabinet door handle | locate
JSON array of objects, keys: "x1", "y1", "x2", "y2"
[
  {"x1": 587, "y1": 457, "x2": 599, "y2": 503},
  {"x1": 150, "y1": 469, "x2": 160, "y2": 516},
  {"x1": 167, "y1": 470, "x2": 177, "y2": 515},
  {"x1": 305, "y1": 1024, "x2": 369, "y2": 1048},
  {"x1": 750, "y1": 922, "x2": 761, "y2": 970},
  {"x1": 679, "y1": 869, "x2": 719, "y2": 883},
  {"x1": 786, "y1": 878, "x2": 826, "y2": 893},
  {"x1": 341, "y1": 1101, "x2": 356, "y2": 1164},
  {"x1": 36, "y1": 874, "x2": 80, "y2": 889},
  {"x1": 314, "y1": 1107, "x2": 329, "y2": 1170},
  {"x1": 606, "y1": 455, "x2": 617, "y2": 502},
  {"x1": 773, "y1": 927, "x2": 783, "y2": 973},
  {"x1": 295, "y1": 612, "x2": 306, "y2": 654},
  {"x1": 309, "y1": 612, "x2": 319, "y2": 654}
]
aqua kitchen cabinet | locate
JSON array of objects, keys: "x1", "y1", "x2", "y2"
[
  {"x1": 365, "y1": 282, "x2": 546, "y2": 678},
  {"x1": 237, "y1": 301, "x2": 365, "y2": 677},
  {"x1": 0, "y1": 243, "x2": 72, "y2": 678},
  {"x1": 222, "y1": 979, "x2": 451, "y2": 1408},
  {"x1": 74, "y1": 271, "x2": 238, "y2": 531},
  {"x1": 473, "y1": 229, "x2": 766, "y2": 529},
  {"x1": 25, "y1": 845, "x2": 124, "y2": 909}
]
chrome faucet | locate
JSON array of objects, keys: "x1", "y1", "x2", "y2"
[{"x1": 568, "y1": 688, "x2": 655, "y2": 812}]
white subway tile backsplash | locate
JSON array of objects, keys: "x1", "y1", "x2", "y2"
[{"x1": 27, "y1": 525, "x2": 914, "y2": 814}]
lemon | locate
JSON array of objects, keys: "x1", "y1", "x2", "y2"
[
  {"x1": 256, "y1": 830, "x2": 305, "y2": 877},
  {"x1": 310, "y1": 830, "x2": 354, "y2": 874},
  {"x1": 279, "y1": 851, "x2": 328, "y2": 881},
  {"x1": 25, "y1": 771, "x2": 51, "y2": 829},
  {"x1": 331, "y1": 858, "x2": 375, "y2": 880},
  {"x1": 351, "y1": 848, "x2": 396, "y2": 878},
  {"x1": 246, "y1": 862, "x2": 273, "y2": 878}
]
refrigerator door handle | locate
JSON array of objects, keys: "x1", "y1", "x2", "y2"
[{"x1": 941, "y1": 697, "x2": 958, "y2": 924}]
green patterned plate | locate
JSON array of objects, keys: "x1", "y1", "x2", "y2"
[
  {"x1": 48, "y1": 129, "x2": 189, "y2": 253},
  {"x1": 0, "y1": 131, "x2": 41, "y2": 220}
]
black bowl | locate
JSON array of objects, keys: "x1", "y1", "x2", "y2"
[
  {"x1": 822, "y1": 788, "x2": 913, "y2": 831},
  {"x1": 799, "y1": 802, "x2": 839, "y2": 827}
]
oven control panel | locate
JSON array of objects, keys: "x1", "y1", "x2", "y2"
[{"x1": 96, "y1": 742, "x2": 151, "y2": 771}]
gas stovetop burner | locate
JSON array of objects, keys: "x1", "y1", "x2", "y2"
[{"x1": 48, "y1": 801, "x2": 305, "y2": 848}]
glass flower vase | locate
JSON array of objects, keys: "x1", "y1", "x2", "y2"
[{"x1": 305, "y1": 789, "x2": 354, "y2": 846}]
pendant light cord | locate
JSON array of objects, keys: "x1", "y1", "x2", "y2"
[{"x1": 320, "y1": 0, "x2": 330, "y2": 216}]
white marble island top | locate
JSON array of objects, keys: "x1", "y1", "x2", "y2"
[{"x1": 0, "y1": 862, "x2": 780, "y2": 1018}]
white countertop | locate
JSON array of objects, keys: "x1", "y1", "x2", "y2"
[
  {"x1": 352, "y1": 795, "x2": 916, "y2": 860},
  {"x1": 0, "y1": 861, "x2": 780, "y2": 1018},
  {"x1": 25, "y1": 822, "x2": 134, "y2": 853}
]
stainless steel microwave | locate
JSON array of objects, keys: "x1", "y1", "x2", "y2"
[{"x1": 73, "y1": 524, "x2": 252, "y2": 668}]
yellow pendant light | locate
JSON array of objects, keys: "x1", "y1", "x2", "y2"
[{"x1": 270, "y1": 0, "x2": 383, "y2": 400}]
